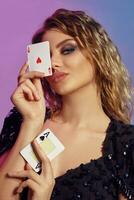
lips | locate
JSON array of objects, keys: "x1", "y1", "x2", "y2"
[{"x1": 50, "y1": 71, "x2": 69, "y2": 83}]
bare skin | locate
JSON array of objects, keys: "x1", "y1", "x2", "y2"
[
  {"x1": 0, "y1": 29, "x2": 126, "y2": 199},
  {"x1": 0, "y1": 64, "x2": 55, "y2": 200}
]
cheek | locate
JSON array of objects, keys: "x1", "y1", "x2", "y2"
[
  {"x1": 45, "y1": 54, "x2": 95, "y2": 95},
  {"x1": 68, "y1": 56, "x2": 95, "y2": 82}
]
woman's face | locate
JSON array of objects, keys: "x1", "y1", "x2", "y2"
[{"x1": 42, "y1": 29, "x2": 96, "y2": 95}]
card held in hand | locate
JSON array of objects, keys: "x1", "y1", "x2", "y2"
[
  {"x1": 27, "y1": 41, "x2": 52, "y2": 76},
  {"x1": 20, "y1": 129, "x2": 65, "y2": 172}
]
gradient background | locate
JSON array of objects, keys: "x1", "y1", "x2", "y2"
[{"x1": 0, "y1": 0, "x2": 134, "y2": 130}]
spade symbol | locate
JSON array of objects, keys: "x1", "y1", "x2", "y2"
[{"x1": 40, "y1": 136, "x2": 45, "y2": 141}]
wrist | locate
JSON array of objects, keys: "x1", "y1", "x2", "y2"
[
  {"x1": 23, "y1": 113, "x2": 45, "y2": 124},
  {"x1": 22, "y1": 118, "x2": 44, "y2": 129},
  {"x1": 17, "y1": 120, "x2": 44, "y2": 147}
]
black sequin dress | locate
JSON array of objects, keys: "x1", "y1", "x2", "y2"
[{"x1": 1, "y1": 107, "x2": 134, "y2": 200}]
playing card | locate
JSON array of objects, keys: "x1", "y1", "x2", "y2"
[
  {"x1": 20, "y1": 129, "x2": 65, "y2": 172},
  {"x1": 27, "y1": 41, "x2": 52, "y2": 76}
]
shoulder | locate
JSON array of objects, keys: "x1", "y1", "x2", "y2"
[
  {"x1": 109, "y1": 118, "x2": 134, "y2": 161},
  {"x1": 111, "y1": 119, "x2": 134, "y2": 164},
  {"x1": 110, "y1": 118, "x2": 134, "y2": 135},
  {"x1": 111, "y1": 119, "x2": 134, "y2": 151},
  {"x1": 103, "y1": 118, "x2": 134, "y2": 156},
  {"x1": 107, "y1": 118, "x2": 134, "y2": 145}
]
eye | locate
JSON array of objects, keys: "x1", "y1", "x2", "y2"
[{"x1": 61, "y1": 45, "x2": 77, "y2": 55}]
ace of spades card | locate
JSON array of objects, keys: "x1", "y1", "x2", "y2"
[{"x1": 20, "y1": 129, "x2": 65, "y2": 172}]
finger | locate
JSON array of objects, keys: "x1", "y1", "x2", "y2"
[
  {"x1": 32, "y1": 78, "x2": 44, "y2": 97},
  {"x1": 18, "y1": 71, "x2": 45, "y2": 85},
  {"x1": 24, "y1": 79, "x2": 41, "y2": 100},
  {"x1": 19, "y1": 62, "x2": 29, "y2": 76},
  {"x1": 20, "y1": 84, "x2": 35, "y2": 101},
  {"x1": 8, "y1": 169, "x2": 40, "y2": 183},
  {"x1": 17, "y1": 179, "x2": 38, "y2": 193},
  {"x1": 32, "y1": 140, "x2": 54, "y2": 178}
]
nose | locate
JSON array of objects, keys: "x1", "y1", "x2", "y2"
[{"x1": 51, "y1": 53, "x2": 62, "y2": 70}]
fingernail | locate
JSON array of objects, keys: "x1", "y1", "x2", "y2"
[
  {"x1": 33, "y1": 140, "x2": 39, "y2": 147},
  {"x1": 35, "y1": 92, "x2": 40, "y2": 99},
  {"x1": 36, "y1": 96, "x2": 40, "y2": 101},
  {"x1": 17, "y1": 188, "x2": 22, "y2": 193},
  {"x1": 33, "y1": 139, "x2": 37, "y2": 144}
]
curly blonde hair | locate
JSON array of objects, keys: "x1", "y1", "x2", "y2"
[{"x1": 32, "y1": 8, "x2": 134, "y2": 124}]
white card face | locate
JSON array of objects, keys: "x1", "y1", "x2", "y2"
[
  {"x1": 27, "y1": 41, "x2": 52, "y2": 76},
  {"x1": 20, "y1": 129, "x2": 65, "y2": 172}
]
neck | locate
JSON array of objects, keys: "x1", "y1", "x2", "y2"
[{"x1": 57, "y1": 83, "x2": 109, "y2": 129}]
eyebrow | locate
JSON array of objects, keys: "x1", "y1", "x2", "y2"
[{"x1": 56, "y1": 39, "x2": 75, "y2": 48}]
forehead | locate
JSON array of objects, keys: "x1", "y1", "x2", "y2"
[{"x1": 42, "y1": 29, "x2": 74, "y2": 45}]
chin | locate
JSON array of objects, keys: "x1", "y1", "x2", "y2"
[
  {"x1": 54, "y1": 88, "x2": 72, "y2": 96},
  {"x1": 51, "y1": 84, "x2": 72, "y2": 95},
  {"x1": 49, "y1": 79, "x2": 92, "y2": 96},
  {"x1": 52, "y1": 84, "x2": 83, "y2": 96}
]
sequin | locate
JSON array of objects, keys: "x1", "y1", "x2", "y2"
[
  {"x1": 73, "y1": 192, "x2": 82, "y2": 199},
  {"x1": 115, "y1": 164, "x2": 120, "y2": 169},
  {"x1": 125, "y1": 144, "x2": 129, "y2": 148},
  {"x1": 104, "y1": 185, "x2": 108, "y2": 190},
  {"x1": 108, "y1": 154, "x2": 112, "y2": 159},
  {"x1": 128, "y1": 194, "x2": 132, "y2": 199},
  {"x1": 83, "y1": 181, "x2": 91, "y2": 187},
  {"x1": 124, "y1": 173, "x2": 129, "y2": 178}
]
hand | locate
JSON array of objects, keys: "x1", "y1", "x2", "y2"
[
  {"x1": 8, "y1": 140, "x2": 55, "y2": 200},
  {"x1": 11, "y1": 63, "x2": 46, "y2": 122}
]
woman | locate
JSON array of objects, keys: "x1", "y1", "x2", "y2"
[{"x1": 0, "y1": 8, "x2": 134, "y2": 200}]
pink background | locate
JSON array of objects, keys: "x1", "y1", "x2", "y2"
[{"x1": 0, "y1": 0, "x2": 134, "y2": 130}]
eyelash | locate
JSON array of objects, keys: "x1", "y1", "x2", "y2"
[{"x1": 61, "y1": 46, "x2": 77, "y2": 55}]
